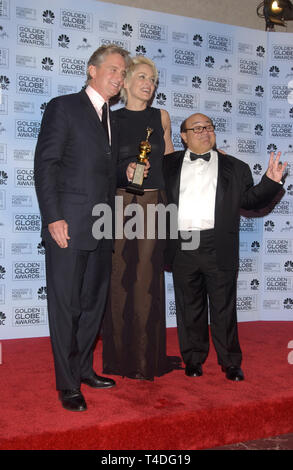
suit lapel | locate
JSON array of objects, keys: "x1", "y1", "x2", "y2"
[
  {"x1": 79, "y1": 89, "x2": 100, "y2": 123},
  {"x1": 167, "y1": 150, "x2": 233, "y2": 211},
  {"x1": 79, "y1": 89, "x2": 111, "y2": 148},
  {"x1": 215, "y1": 151, "x2": 233, "y2": 209},
  {"x1": 168, "y1": 151, "x2": 185, "y2": 204}
]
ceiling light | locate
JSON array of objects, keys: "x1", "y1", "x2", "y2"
[{"x1": 257, "y1": 0, "x2": 293, "y2": 30}]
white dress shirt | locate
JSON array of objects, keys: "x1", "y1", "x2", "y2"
[
  {"x1": 85, "y1": 85, "x2": 111, "y2": 143},
  {"x1": 178, "y1": 148, "x2": 218, "y2": 231}
]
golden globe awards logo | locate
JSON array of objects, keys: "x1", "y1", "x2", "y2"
[
  {"x1": 171, "y1": 92, "x2": 199, "y2": 110},
  {"x1": 138, "y1": 21, "x2": 167, "y2": 41},
  {"x1": 60, "y1": 9, "x2": 93, "y2": 32},
  {"x1": 14, "y1": 168, "x2": 34, "y2": 187},
  {"x1": 207, "y1": 33, "x2": 233, "y2": 53},
  {"x1": 172, "y1": 48, "x2": 200, "y2": 67},
  {"x1": 206, "y1": 76, "x2": 232, "y2": 94},
  {"x1": 12, "y1": 306, "x2": 47, "y2": 326},
  {"x1": 211, "y1": 116, "x2": 232, "y2": 133},
  {"x1": 168, "y1": 300, "x2": 176, "y2": 317},
  {"x1": 272, "y1": 44, "x2": 293, "y2": 61},
  {"x1": 240, "y1": 217, "x2": 259, "y2": 233},
  {"x1": 15, "y1": 120, "x2": 41, "y2": 139},
  {"x1": 12, "y1": 261, "x2": 45, "y2": 281},
  {"x1": 265, "y1": 276, "x2": 293, "y2": 292},
  {"x1": 99, "y1": 38, "x2": 129, "y2": 50},
  {"x1": 270, "y1": 122, "x2": 293, "y2": 138},
  {"x1": 172, "y1": 132, "x2": 184, "y2": 149},
  {"x1": 16, "y1": 74, "x2": 51, "y2": 95},
  {"x1": 238, "y1": 58, "x2": 263, "y2": 76},
  {"x1": 13, "y1": 214, "x2": 41, "y2": 232},
  {"x1": 271, "y1": 85, "x2": 289, "y2": 100},
  {"x1": 237, "y1": 295, "x2": 257, "y2": 311},
  {"x1": 17, "y1": 25, "x2": 52, "y2": 47},
  {"x1": 59, "y1": 56, "x2": 86, "y2": 76},
  {"x1": 265, "y1": 239, "x2": 292, "y2": 255},
  {"x1": 238, "y1": 100, "x2": 262, "y2": 117},
  {"x1": 237, "y1": 138, "x2": 261, "y2": 155},
  {"x1": 239, "y1": 257, "x2": 258, "y2": 272},
  {"x1": 272, "y1": 200, "x2": 293, "y2": 215}
]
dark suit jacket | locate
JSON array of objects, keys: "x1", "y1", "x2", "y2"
[
  {"x1": 34, "y1": 89, "x2": 118, "y2": 250},
  {"x1": 163, "y1": 150, "x2": 283, "y2": 270}
]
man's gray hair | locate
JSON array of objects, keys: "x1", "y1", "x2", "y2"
[{"x1": 86, "y1": 44, "x2": 131, "y2": 85}]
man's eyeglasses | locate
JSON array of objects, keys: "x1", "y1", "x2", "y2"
[{"x1": 183, "y1": 125, "x2": 215, "y2": 134}]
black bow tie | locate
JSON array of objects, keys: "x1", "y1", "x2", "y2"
[{"x1": 190, "y1": 152, "x2": 210, "y2": 162}]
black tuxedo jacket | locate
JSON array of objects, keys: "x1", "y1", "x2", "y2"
[
  {"x1": 163, "y1": 150, "x2": 283, "y2": 270},
  {"x1": 34, "y1": 89, "x2": 118, "y2": 250}
]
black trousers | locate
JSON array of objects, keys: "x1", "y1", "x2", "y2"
[
  {"x1": 45, "y1": 239, "x2": 112, "y2": 390},
  {"x1": 172, "y1": 229, "x2": 242, "y2": 368}
]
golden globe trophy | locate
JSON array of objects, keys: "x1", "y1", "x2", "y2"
[{"x1": 126, "y1": 127, "x2": 153, "y2": 196}]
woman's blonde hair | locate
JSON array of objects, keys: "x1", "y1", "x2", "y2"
[{"x1": 120, "y1": 55, "x2": 159, "y2": 104}]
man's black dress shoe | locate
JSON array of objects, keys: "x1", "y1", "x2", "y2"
[
  {"x1": 81, "y1": 372, "x2": 116, "y2": 389},
  {"x1": 185, "y1": 364, "x2": 203, "y2": 377},
  {"x1": 59, "y1": 389, "x2": 87, "y2": 412},
  {"x1": 222, "y1": 366, "x2": 244, "y2": 381}
]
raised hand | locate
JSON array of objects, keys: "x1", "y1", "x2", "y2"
[{"x1": 266, "y1": 151, "x2": 287, "y2": 183}]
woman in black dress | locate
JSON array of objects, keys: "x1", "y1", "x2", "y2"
[{"x1": 102, "y1": 56, "x2": 176, "y2": 380}]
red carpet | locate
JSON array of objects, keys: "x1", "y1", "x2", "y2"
[{"x1": 1, "y1": 322, "x2": 293, "y2": 450}]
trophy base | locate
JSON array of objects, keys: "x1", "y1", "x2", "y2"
[{"x1": 126, "y1": 183, "x2": 145, "y2": 196}]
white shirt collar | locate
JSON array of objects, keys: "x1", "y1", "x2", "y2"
[
  {"x1": 184, "y1": 148, "x2": 215, "y2": 163},
  {"x1": 85, "y1": 85, "x2": 107, "y2": 113}
]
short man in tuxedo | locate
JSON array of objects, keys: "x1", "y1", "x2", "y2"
[
  {"x1": 34, "y1": 45, "x2": 131, "y2": 411},
  {"x1": 163, "y1": 113, "x2": 287, "y2": 381}
]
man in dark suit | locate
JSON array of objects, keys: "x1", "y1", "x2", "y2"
[
  {"x1": 163, "y1": 113, "x2": 287, "y2": 381},
  {"x1": 34, "y1": 45, "x2": 131, "y2": 411}
]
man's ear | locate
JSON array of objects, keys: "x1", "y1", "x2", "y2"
[
  {"x1": 180, "y1": 132, "x2": 187, "y2": 146},
  {"x1": 88, "y1": 64, "x2": 96, "y2": 80}
]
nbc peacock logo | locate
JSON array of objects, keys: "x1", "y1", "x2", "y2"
[
  {"x1": 284, "y1": 298, "x2": 293, "y2": 309},
  {"x1": 0, "y1": 312, "x2": 6, "y2": 326},
  {"x1": 42, "y1": 10, "x2": 55, "y2": 24},
  {"x1": 58, "y1": 34, "x2": 70, "y2": 48}
]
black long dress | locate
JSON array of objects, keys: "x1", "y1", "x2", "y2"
[{"x1": 102, "y1": 107, "x2": 178, "y2": 379}]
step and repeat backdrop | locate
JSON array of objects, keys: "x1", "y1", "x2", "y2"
[{"x1": 0, "y1": 0, "x2": 292, "y2": 338}]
